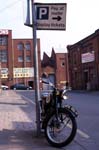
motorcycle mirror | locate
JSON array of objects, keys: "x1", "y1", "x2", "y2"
[
  {"x1": 41, "y1": 72, "x2": 49, "y2": 84},
  {"x1": 42, "y1": 72, "x2": 48, "y2": 79}
]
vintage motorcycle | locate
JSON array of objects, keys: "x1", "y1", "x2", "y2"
[{"x1": 40, "y1": 78, "x2": 78, "y2": 147}]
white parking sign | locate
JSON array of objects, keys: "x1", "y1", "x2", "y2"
[{"x1": 35, "y1": 3, "x2": 67, "y2": 30}]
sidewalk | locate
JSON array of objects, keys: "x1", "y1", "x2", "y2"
[{"x1": 0, "y1": 90, "x2": 85, "y2": 150}]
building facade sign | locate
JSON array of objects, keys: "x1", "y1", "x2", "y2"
[
  {"x1": 81, "y1": 51, "x2": 95, "y2": 63},
  {"x1": 13, "y1": 67, "x2": 34, "y2": 78},
  {"x1": 0, "y1": 29, "x2": 9, "y2": 35},
  {"x1": 1, "y1": 68, "x2": 8, "y2": 78}
]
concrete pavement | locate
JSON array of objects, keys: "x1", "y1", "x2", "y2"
[{"x1": 0, "y1": 90, "x2": 92, "y2": 150}]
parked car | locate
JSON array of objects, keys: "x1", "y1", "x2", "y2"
[
  {"x1": 10, "y1": 83, "x2": 32, "y2": 90},
  {"x1": 1, "y1": 85, "x2": 9, "y2": 90}
]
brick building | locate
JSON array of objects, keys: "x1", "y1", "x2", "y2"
[
  {"x1": 67, "y1": 29, "x2": 99, "y2": 90},
  {"x1": 41, "y1": 48, "x2": 69, "y2": 89},
  {"x1": 55, "y1": 52, "x2": 69, "y2": 88},
  {"x1": 0, "y1": 29, "x2": 41, "y2": 89}
]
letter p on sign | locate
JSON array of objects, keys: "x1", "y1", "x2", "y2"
[{"x1": 37, "y1": 7, "x2": 49, "y2": 20}]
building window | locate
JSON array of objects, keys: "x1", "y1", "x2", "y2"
[
  {"x1": 0, "y1": 50, "x2": 7, "y2": 62},
  {"x1": 25, "y1": 43, "x2": 31, "y2": 50},
  {"x1": 61, "y1": 61, "x2": 65, "y2": 67},
  {"x1": 18, "y1": 56, "x2": 23, "y2": 62},
  {"x1": 26, "y1": 56, "x2": 31, "y2": 62},
  {"x1": 0, "y1": 36, "x2": 8, "y2": 45},
  {"x1": 17, "y1": 43, "x2": 24, "y2": 50}
]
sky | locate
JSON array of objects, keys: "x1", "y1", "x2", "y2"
[{"x1": 0, "y1": 0, "x2": 99, "y2": 58}]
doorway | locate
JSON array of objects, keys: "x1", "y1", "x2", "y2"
[
  {"x1": 28, "y1": 81, "x2": 34, "y2": 89},
  {"x1": 84, "y1": 71, "x2": 88, "y2": 89}
]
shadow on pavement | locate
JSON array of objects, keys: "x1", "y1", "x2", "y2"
[{"x1": 0, "y1": 129, "x2": 54, "y2": 150}]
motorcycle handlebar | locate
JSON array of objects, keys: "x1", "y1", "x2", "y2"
[{"x1": 42, "y1": 80, "x2": 55, "y2": 88}]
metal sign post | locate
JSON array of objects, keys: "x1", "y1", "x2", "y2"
[
  {"x1": 25, "y1": 0, "x2": 67, "y2": 136},
  {"x1": 0, "y1": 62, "x2": 1, "y2": 93},
  {"x1": 31, "y1": 0, "x2": 41, "y2": 135}
]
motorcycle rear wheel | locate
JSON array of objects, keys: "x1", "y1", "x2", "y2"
[{"x1": 45, "y1": 108, "x2": 77, "y2": 147}]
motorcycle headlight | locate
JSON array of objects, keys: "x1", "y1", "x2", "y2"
[{"x1": 63, "y1": 95, "x2": 68, "y2": 100}]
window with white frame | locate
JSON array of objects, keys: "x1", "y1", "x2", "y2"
[
  {"x1": 17, "y1": 43, "x2": 24, "y2": 50},
  {"x1": 0, "y1": 36, "x2": 8, "y2": 45},
  {"x1": 61, "y1": 61, "x2": 65, "y2": 67},
  {"x1": 26, "y1": 56, "x2": 31, "y2": 62},
  {"x1": 0, "y1": 50, "x2": 7, "y2": 62},
  {"x1": 18, "y1": 56, "x2": 23, "y2": 62},
  {"x1": 25, "y1": 43, "x2": 31, "y2": 50}
]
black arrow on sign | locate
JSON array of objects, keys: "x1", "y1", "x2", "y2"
[{"x1": 52, "y1": 16, "x2": 62, "y2": 21}]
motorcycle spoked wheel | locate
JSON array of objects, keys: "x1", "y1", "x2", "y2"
[{"x1": 45, "y1": 108, "x2": 77, "y2": 148}]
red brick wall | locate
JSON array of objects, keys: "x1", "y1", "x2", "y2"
[
  {"x1": 0, "y1": 29, "x2": 41, "y2": 89},
  {"x1": 67, "y1": 29, "x2": 99, "y2": 90},
  {"x1": 56, "y1": 53, "x2": 69, "y2": 88}
]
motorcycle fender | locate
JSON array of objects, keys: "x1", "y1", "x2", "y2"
[{"x1": 64, "y1": 105, "x2": 78, "y2": 118}]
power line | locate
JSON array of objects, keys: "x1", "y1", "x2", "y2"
[{"x1": 0, "y1": 0, "x2": 23, "y2": 13}]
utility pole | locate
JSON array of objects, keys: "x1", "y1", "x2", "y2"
[
  {"x1": 24, "y1": 45, "x2": 26, "y2": 85},
  {"x1": 31, "y1": 0, "x2": 41, "y2": 135},
  {"x1": 0, "y1": 62, "x2": 1, "y2": 93}
]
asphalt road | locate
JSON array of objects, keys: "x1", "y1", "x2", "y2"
[{"x1": 16, "y1": 90, "x2": 99, "y2": 150}]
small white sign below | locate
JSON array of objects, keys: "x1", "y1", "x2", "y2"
[{"x1": 81, "y1": 51, "x2": 95, "y2": 63}]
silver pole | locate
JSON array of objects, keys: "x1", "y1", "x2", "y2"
[
  {"x1": 31, "y1": 0, "x2": 41, "y2": 135},
  {"x1": 0, "y1": 62, "x2": 2, "y2": 93}
]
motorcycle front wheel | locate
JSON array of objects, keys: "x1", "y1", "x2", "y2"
[{"x1": 45, "y1": 108, "x2": 77, "y2": 147}]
